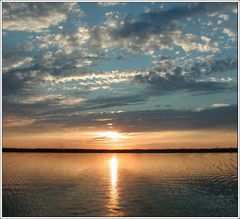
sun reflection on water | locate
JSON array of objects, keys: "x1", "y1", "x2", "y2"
[
  {"x1": 108, "y1": 156, "x2": 123, "y2": 216},
  {"x1": 110, "y1": 156, "x2": 118, "y2": 188}
]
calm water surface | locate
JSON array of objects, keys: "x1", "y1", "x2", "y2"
[{"x1": 3, "y1": 152, "x2": 238, "y2": 217}]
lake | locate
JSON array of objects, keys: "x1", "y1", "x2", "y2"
[{"x1": 2, "y1": 152, "x2": 238, "y2": 217}]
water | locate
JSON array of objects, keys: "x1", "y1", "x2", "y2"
[{"x1": 2, "y1": 152, "x2": 238, "y2": 217}]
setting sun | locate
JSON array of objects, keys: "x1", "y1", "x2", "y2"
[{"x1": 97, "y1": 131, "x2": 128, "y2": 140}]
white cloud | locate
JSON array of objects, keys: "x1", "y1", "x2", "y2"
[
  {"x1": 211, "y1": 103, "x2": 230, "y2": 108},
  {"x1": 2, "y1": 2, "x2": 80, "y2": 32},
  {"x1": 37, "y1": 26, "x2": 90, "y2": 52},
  {"x1": 98, "y1": 2, "x2": 126, "y2": 7},
  {"x1": 52, "y1": 69, "x2": 146, "y2": 86},
  {"x1": 173, "y1": 32, "x2": 219, "y2": 53},
  {"x1": 19, "y1": 94, "x2": 85, "y2": 106},
  {"x1": 218, "y1": 14, "x2": 229, "y2": 21},
  {"x1": 220, "y1": 77, "x2": 233, "y2": 82},
  {"x1": 193, "y1": 106, "x2": 206, "y2": 112},
  {"x1": 35, "y1": 27, "x2": 94, "y2": 71},
  {"x1": 223, "y1": 28, "x2": 236, "y2": 38},
  {"x1": 3, "y1": 56, "x2": 33, "y2": 72},
  {"x1": 208, "y1": 12, "x2": 219, "y2": 17}
]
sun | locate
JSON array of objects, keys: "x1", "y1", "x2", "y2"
[{"x1": 97, "y1": 131, "x2": 127, "y2": 140}]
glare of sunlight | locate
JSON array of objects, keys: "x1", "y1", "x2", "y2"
[
  {"x1": 108, "y1": 155, "x2": 120, "y2": 215},
  {"x1": 109, "y1": 156, "x2": 118, "y2": 188},
  {"x1": 97, "y1": 131, "x2": 128, "y2": 140}
]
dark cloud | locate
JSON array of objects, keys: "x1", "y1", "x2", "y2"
[
  {"x1": 28, "y1": 94, "x2": 146, "y2": 117},
  {"x1": 2, "y1": 63, "x2": 57, "y2": 95},
  {"x1": 135, "y1": 71, "x2": 231, "y2": 95},
  {"x1": 3, "y1": 65, "x2": 43, "y2": 95},
  {"x1": 84, "y1": 95, "x2": 146, "y2": 110},
  {"x1": 2, "y1": 93, "x2": 147, "y2": 121},
  {"x1": 110, "y1": 3, "x2": 235, "y2": 39},
  {"x1": 111, "y1": 105, "x2": 237, "y2": 132},
  {"x1": 133, "y1": 56, "x2": 236, "y2": 95},
  {"x1": 2, "y1": 52, "x2": 101, "y2": 96},
  {"x1": 3, "y1": 97, "x2": 56, "y2": 118},
  {"x1": 188, "y1": 57, "x2": 237, "y2": 78},
  {"x1": 5, "y1": 105, "x2": 237, "y2": 133}
]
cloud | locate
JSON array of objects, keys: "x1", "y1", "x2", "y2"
[
  {"x1": 89, "y1": 2, "x2": 235, "y2": 54},
  {"x1": 211, "y1": 103, "x2": 230, "y2": 108},
  {"x1": 82, "y1": 95, "x2": 146, "y2": 111},
  {"x1": 98, "y1": 2, "x2": 127, "y2": 7},
  {"x1": 17, "y1": 94, "x2": 84, "y2": 106},
  {"x1": 3, "y1": 2, "x2": 237, "y2": 86},
  {"x1": 223, "y1": 28, "x2": 236, "y2": 38},
  {"x1": 2, "y1": 30, "x2": 101, "y2": 96},
  {"x1": 187, "y1": 56, "x2": 237, "y2": 77},
  {"x1": 3, "y1": 116, "x2": 36, "y2": 128},
  {"x1": 50, "y1": 69, "x2": 143, "y2": 87},
  {"x1": 113, "y1": 3, "x2": 233, "y2": 38},
  {"x1": 2, "y1": 64, "x2": 52, "y2": 95},
  {"x1": 2, "y1": 2, "x2": 81, "y2": 32},
  {"x1": 2, "y1": 43, "x2": 35, "y2": 73},
  {"x1": 4, "y1": 104, "x2": 237, "y2": 133},
  {"x1": 219, "y1": 14, "x2": 229, "y2": 20},
  {"x1": 36, "y1": 27, "x2": 91, "y2": 53},
  {"x1": 133, "y1": 56, "x2": 236, "y2": 95},
  {"x1": 3, "y1": 66, "x2": 236, "y2": 132},
  {"x1": 108, "y1": 105, "x2": 237, "y2": 132},
  {"x1": 3, "y1": 56, "x2": 33, "y2": 73},
  {"x1": 53, "y1": 94, "x2": 145, "y2": 114},
  {"x1": 28, "y1": 28, "x2": 102, "y2": 76},
  {"x1": 134, "y1": 71, "x2": 229, "y2": 95},
  {"x1": 173, "y1": 33, "x2": 219, "y2": 53},
  {"x1": 2, "y1": 92, "x2": 146, "y2": 134},
  {"x1": 4, "y1": 52, "x2": 236, "y2": 98}
]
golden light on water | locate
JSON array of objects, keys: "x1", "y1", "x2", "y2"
[
  {"x1": 108, "y1": 156, "x2": 122, "y2": 215},
  {"x1": 110, "y1": 156, "x2": 118, "y2": 188}
]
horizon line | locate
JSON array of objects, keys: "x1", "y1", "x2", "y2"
[{"x1": 2, "y1": 147, "x2": 238, "y2": 153}]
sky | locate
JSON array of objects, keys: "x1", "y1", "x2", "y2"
[{"x1": 2, "y1": 2, "x2": 238, "y2": 149}]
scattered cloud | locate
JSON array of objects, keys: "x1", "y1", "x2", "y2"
[
  {"x1": 89, "y1": 2, "x2": 234, "y2": 54},
  {"x1": 2, "y1": 2, "x2": 81, "y2": 32},
  {"x1": 133, "y1": 56, "x2": 236, "y2": 95},
  {"x1": 219, "y1": 14, "x2": 229, "y2": 20},
  {"x1": 2, "y1": 2, "x2": 237, "y2": 141},
  {"x1": 223, "y1": 28, "x2": 236, "y2": 38}
]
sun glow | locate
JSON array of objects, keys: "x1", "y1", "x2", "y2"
[{"x1": 97, "y1": 131, "x2": 128, "y2": 140}]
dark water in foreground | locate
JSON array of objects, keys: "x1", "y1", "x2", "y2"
[{"x1": 3, "y1": 152, "x2": 238, "y2": 217}]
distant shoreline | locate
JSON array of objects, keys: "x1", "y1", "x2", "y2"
[{"x1": 2, "y1": 147, "x2": 238, "y2": 153}]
